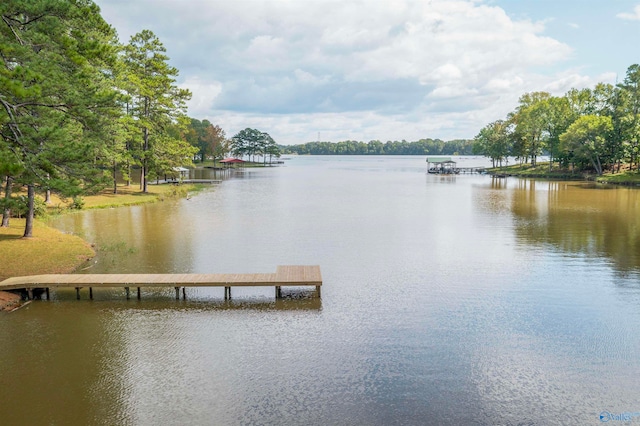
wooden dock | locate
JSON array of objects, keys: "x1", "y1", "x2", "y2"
[
  {"x1": 154, "y1": 178, "x2": 222, "y2": 184},
  {"x1": 0, "y1": 265, "x2": 322, "y2": 301}
]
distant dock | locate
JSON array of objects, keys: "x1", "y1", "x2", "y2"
[
  {"x1": 0, "y1": 265, "x2": 322, "y2": 301},
  {"x1": 153, "y1": 178, "x2": 222, "y2": 184},
  {"x1": 426, "y1": 157, "x2": 486, "y2": 174}
]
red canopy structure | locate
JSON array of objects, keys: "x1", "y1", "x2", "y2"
[
  {"x1": 219, "y1": 158, "x2": 245, "y2": 164},
  {"x1": 218, "y1": 158, "x2": 244, "y2": 167}
]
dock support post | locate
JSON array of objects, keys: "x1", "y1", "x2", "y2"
[
  {"x1": 45, "y1": 288, "x2": 50, "y2": 300},
  {"x1": 175, "y1": 287, "x2": 180, "y2": 300},
  {"x1": 76, "y1": 287, "x2": 81, "y2": 300},
  {"x1": 275, "y1": 286, "x2": 281, "y2": 299},
  {"x1": 89, "y1": 287, "x2": 93, "y2": 300},
  {"x1": 316, "y1": 286, "x2": 321, "y2": 298},
  {"x1": 125, "y1": 287, "x2": 130, "y2": 300},
  {"x1": 182, "y1": 287, "x2": 186, "y2": 300},
  {"x1": 137, "y1": 287, "x2": 141, "y2": 300},
  {"x1": 224, "y1": 287, "x2": 231, "y2": 300},
  {"x1": 27, "y1": 288, "x2": 33, "y2": 300}
]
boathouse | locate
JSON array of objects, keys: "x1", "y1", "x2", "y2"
[{"x1": 426, "y1": 157, "x2": 458, "y2": 174}]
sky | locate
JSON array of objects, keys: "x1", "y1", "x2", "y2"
[{"x1": 94, "y1": 0, "x2": 640, "y2": 145}]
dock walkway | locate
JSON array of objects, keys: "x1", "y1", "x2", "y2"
[
  {"x1": 0, "y1": 265, "x2": 322, "y2": 301},
  {"x1": 152, "y1": 178, "x2": 222, "y2": 185}
]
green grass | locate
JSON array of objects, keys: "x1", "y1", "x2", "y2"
[
  {"x1": 487, "y1": 162, "x2": 640, "y2": 184},
  {"x1": 0, "y1": 219, "x2": 94, "y2": 281},
  {"x1": 43, "y1": 183, "x2": 204, "y2": 211},
  {"x1": 596, "y1": 170, "x2": 640, "y2": 185},
  {"x1": 487, "y1": 162, "x2": 584, "y2": 179}
]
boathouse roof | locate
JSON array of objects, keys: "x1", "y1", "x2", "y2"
[{"x1": 426, "y1": 157, "x2": 455, "y2": 163}]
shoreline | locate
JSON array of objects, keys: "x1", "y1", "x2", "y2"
[
  {"x1": 486, "y1": 162, "x2": 640, "y2": 185},
  {"x1": 0, "y1": 183, "x2": 205, "y2": 311}
]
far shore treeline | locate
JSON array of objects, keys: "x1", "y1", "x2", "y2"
[{"x1": 280, "y1": 139, "x2": 474, "y2": 156}]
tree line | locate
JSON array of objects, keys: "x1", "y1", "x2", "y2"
[
  {"x1": 281, "y1": 139, "x2": 474, "y2": 156},
  {"x1": 473, "y1": 64, "x2": 640, "y2": 175},
  {"x1": 0, "y1": 1, "x2": 278, "y2": 237}
]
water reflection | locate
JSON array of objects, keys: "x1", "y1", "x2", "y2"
[
  {"x1": 0, "y1": 304, "x2": 132, "y2": 425},
  {"x1": 475, "y1": 178, "x2": 640, "y2": 276}
]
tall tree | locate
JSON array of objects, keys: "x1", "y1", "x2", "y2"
[
  {"x1": 560, "y1": 115, "x2": 613, "y2": 175},
  {"x1": 0, "y1": 0, "x2": 119, "y2": 237},
  {"x1": 617, "y1": 64, "x2": 640, "y2": 170},
  {"x1": 231, "y1": 128, "x2": 262, "y2": 160},
  {"x1": 473, "y1": 120, "x2": 511, "y2": 167},
  {"x1": 512, "y1": 92, "x2": 551, "y2": 166},
  {"x1": 122, "y1": 30, "x2": 192, "y2": 193},
  {"x1": 186, "y1": 118, "x2": 227, "y2": 163},
  {"x1": 259, "y1": 131, "x2": 280, "y2": 165},
  {"x1": 542, "y1": 96, "x2": 573, "y2": 170}
]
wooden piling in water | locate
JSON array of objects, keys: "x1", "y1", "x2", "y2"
[
  {"x1": 137, "y1": 287, "x2": 141, "y2": 300},
  {"x1": 76, "y1": 287, "x2": 80, "y2": 300},
  {"x1": 89, "y1": 287, "x2": 93, "y2": 300}
]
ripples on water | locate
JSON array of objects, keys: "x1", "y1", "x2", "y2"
[{"x1": 2, "y1": 156, "x2": 640, "y2": 425}]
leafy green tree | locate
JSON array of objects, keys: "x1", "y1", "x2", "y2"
[
  {"x1": 122, "y1": 29, "x2": 192, "y2": 193},
  {"x1": 259, "y1": 132, "x2": 280, "y2": 164},
  {"x1": 186, "y1": 118, "x2": 228, "y2": 163},
  {"x1": 542, "y1": 96, "x2": 573, "y2": 170},
  {"x1": 560, "y1": 115, "x2": 613, "y2": 175},
  {"x1": 511, "y1": 92, "x2": 552, "y2": 166},
  {"x1": 617, "y1": 64, "x2": 640, "y2": 169},
  {"x1": 231, "y1": 128, "x2": 261, "y2": 160},
  {"x1": 0, "y1": 0, "x2": 119, "y2": 237},
  {"x1": 473, "y1": 120, "x2": 511, "y2": 167}
]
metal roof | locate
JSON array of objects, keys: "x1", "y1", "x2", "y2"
[{"x1": 426, "y1": 157, "x2": 455, "y2": 163}]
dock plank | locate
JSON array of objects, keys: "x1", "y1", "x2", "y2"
[{"x1": 0, "y1": 266, "x2": 322, "y2": 291}]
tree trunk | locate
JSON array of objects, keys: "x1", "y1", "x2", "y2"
[
  {"x1": 590, "y1": 156, "x2": 603, "y2": 176},
  {"x1": 45, "y1": 173, "x2": 51, "y2": 204},
  {"x1": 1, "y1": 176, "x2": 13, "y2": 227},
  {"x1": 113, "y1": 160, "x2": 118, "y2": 194},
  {"x1": 142, "y1": 98, "x2": 149, "y2": 193},
  {"x1": 23, "y1": 184, "x2": 35, "y2": 238}
]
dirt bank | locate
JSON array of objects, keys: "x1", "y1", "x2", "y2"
[{"x1": 0, "y1": 290, "x2": 22, "y2": 311}]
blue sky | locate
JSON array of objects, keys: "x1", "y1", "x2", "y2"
[{"x1": 95, "y1": 0, "x2": 640, "y2": 144}]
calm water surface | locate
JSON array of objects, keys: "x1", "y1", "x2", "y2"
[{"x1": 2, "y1": 156, "x2": 640, "y2": 425}]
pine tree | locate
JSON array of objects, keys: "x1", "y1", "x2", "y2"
[
  {"x1": 122, "y1": 30, "x2": 193, "y2": 193},
  {"x1": 0, "y1": 0, "x2": 120, "y2": 237}
]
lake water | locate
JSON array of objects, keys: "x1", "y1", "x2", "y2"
[{"x1": 2, "y1": 156, "x2": 640, "y2": 425}]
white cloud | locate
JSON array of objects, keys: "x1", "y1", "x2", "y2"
[
  {"x1": 180, "y1": 77, "x2": 223, "y2": 118},
  {"x1": 617, "y1": 5, "x2": 640, "y2": 20},
  {"x1": 95, "y1": 0, "x2": 607, "y2": 144}
]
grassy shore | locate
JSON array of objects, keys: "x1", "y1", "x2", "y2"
[
  {"x1": 47, "y1": 183, "x2": 200, "y2": 210},
  {"x1": 487, "y1": 162, "x2": 640, "y2": 184},
  {"x1": 0, "y1": 183, "x2": 205, "y2": 309},
  {"x1": 0, "y1": 219, "x2": 94, "y2": 281}
]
